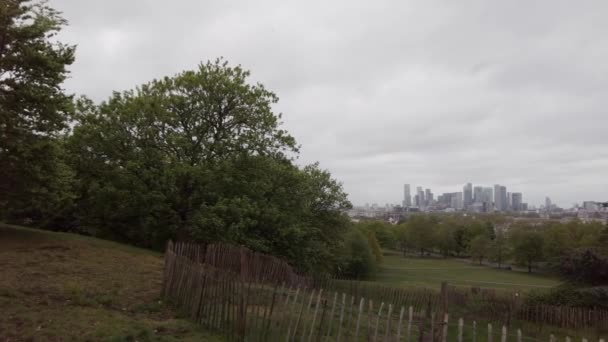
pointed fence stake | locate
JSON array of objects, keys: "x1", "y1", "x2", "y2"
[
  {"x1": 473, "y1": 321, "x2": 477, "y2": 342},
  {"x1": 517, "y1": 329, "x2": 522, "y2": 342},
  {"x1": 501, "y1": 326, "x2": 507, "y2": 342},
  {"x1": 354, "y1": 298, "x2": 365, "y2": 341},
  {"x1": 458, "y1": 318, "x2": 463, "y2": 342},
  {"x1": 441, "y1": 313, "x2": 448, "y2": 342},
  {"x1": 488, "y1": 323, "x2": 493, "y2": 342},
  {"x1": 374, "y1": 302, "x2": 385, "y2": 342},
  {"x1": 407, "y1": 306, "x2": 413, "y2": 342},
  {"x1": 396, "y1": 306, "x2": 405, "y2": 342}
]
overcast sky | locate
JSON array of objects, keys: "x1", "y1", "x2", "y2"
[{"x1": 51, "y1": 0, "x2": 608, "y2": 207}]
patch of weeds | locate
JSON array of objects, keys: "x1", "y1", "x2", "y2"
[
  {"x1": 0, "y1": 287, "x2": 19, "y2": 298},
  {"x1": 133, "y1": 299, "x2": 164, "y2": 313}
]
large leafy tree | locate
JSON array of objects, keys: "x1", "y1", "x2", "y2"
[
  {"x1": 0, "y1": 0, "x2": 75, "y2": 223},
  {"x1": 68, "y1": 60, "x2": 351, "y2": 272},
  {"x1": 509, "y1": 227, "x2": 544, "y2": 273}
]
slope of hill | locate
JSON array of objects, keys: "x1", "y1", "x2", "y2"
[{"x1": 0, "y1": 223, "x2": 222, "y2": 341}]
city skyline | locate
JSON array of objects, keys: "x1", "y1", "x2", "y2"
[{"x1": 356, "y1": 181, "x2": 566, "y2": 208}]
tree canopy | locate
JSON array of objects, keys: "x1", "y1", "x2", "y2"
[{"x1": 0, "y1": 0, "x2": 75, "y2": 223}]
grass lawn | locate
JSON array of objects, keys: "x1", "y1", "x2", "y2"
[
  {"x1": 0, "y1": 223, "x2": 223, "y2": 342},
  {"x1": 375, "y1": 251, "x2": 561, "y2": 291}
]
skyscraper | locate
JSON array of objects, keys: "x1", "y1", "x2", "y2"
[
  {"x1": 494, "y1": 185, "x2": 501, "y2": 211},
  {"x1": 473, "y1": 186, "x2": 483, "y2": 203},
  {"x1": 512, "y1": 193, "x2": 523, "y2": 211},
  {"x1": 545, "y1": 197, "x2": 552, "y2": 210},
  {"x1": 451, "y1": 192, "x2": 464, "y2": 210},
  {"x1": 494, "y1": 184, "x2": 507, "y2": 211},
  {"x1": 482, "y1": 187, "x2": 493, "y2": 212},
  {"x1": 403, "y1": 184, "x2": 411, "y2": 207},
  {"x1": 417, "y1": 186, "x2": 425, "y2": 207},
  {"x1": 425, "y1": 188, "x2": 434, "y2": 205},
  {"x1": 463, "y1": 183, "x2": 473, "y2": 209}
]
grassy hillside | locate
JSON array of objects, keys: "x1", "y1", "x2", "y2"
[
  {"x1": 0, "y1": 223, "x2": 222, "y2": 341},
  {"x1": 376, "y1": 251, "x2": 561, "y2": 290}
]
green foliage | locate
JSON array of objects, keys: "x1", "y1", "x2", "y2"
[
  {"x1": 405, "y1": 214, "x2": 437, "y2": 256},
  {"x1": 366, "y1": 230, "x2": 383, "y2": 263},
  {"x1": 354, "y1": 220, "x2": 396, "y2": 249},
  {"x1": 559, "y1": 248, "x2": 608, "y2": 286},
  {"x1": 0, "y1": 0, "x2": 76, "y2": 224},
  {"x1": 509, "y1": 227, "x2": 544, "y2": 273},
  {"x1": 489, "y1": 228, "x2": 510, "y2": 267},
  {"x1": 335, "y1": 229, "x2": 376, "y2": 279},
  {"x1": 526, "y1": 285, "x2": 608, "y2": 309},
  {"x1": 66, "y1": 60, "x2": 351, "y2": 273},
  {"x1": 469, "y1": 234, "x2": 491, "y2": 265},
  {"x1": 435, "y1": 224, "x2": 456, "y2": 257}
]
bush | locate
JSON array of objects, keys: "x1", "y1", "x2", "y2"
[
  {"x1": 525, "y1": 285, "x2": 608, "y2": 309},
  {"x1": 335, "y1": 229, "x2": 376, "y2": 279},
  {"x1": 559, "y1": 248, "x2": 608, "y2": 286}
]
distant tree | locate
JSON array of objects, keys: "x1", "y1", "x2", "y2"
[
  {"x1": 335, "y1": 229, "x2": 376, "y2": 279},
  {"x1": 435, "y1": 224, "x2": 456, "y2": 257},
  {"x1": 0, "y1": 0, "x2": 76, "y2": 224},
  {"x1": 559, "y1": 248, "x2": 608, "y2": 286},
  {"x1": 393, "y1": 224, "x2": 410, "y2": 256},
  {"x1": 469, "y1": 235, "x2": 491, "y2": 265},
  {"x1": 489, "y1": 228, "x2": 510, "y2": 268},
  {"x1": 356, "y1": 221, "x2": 396, "y2": 249},
  {"x1": 485, "y1": 222, "x2": 496, "y2": 240},
  {"x1": 510, "y1": 228, "x2": 544, "y2": 273},
  {"x1": 366, "y1": 230, "x2": 383, "y2": 263},
  {"x1": 406, "y1": 215, "x2": 436, "y2": 256}
]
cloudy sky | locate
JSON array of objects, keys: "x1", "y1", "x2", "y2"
[{"x1": 51, "y1": 0, "x2": 608, "y2": 207}]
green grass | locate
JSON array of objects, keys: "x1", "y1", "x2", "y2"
[
  {"x1": 375, "y1": 251, "x2": 561, "y2": 291},
  {"x1": 0, "y1": 223, "x2": 223, "y2": 341}
]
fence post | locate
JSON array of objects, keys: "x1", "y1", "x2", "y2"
[
  {"x1": 501, "y1": 325, "x2": 507, "y2": 342},
  {"x1": 374, "y1": 302, "x2": 385, "y2": 342},
  {"x1": 384, "y1": 304, "x2": 393, "y2": 342},
  {"x1": 325, "y1": 292, "x2": 338, "y2": 340},
  {"x1": 307, "y1": 289, "x2": 323, "y2": 342},
  {"x1": 488, "y1": 323, "x2": 493, "y2": 342},
  {"x1": 472, "y1": 321, "x2": 477, "y2": 342},
  {"x1": 407, "y1": 306, "x2": 413, "y2": 342},
  {"x1": 517, "y1": 329, "x2": 522, "y2": 342},
  {"x1": 441, "y1": 313, "x2": 448, "y2": 342},
  {"x1": 336, "y1": 293, "x2": 347, "y2": 342},
  {"x1": 458, "y1": 318, "x2": 463, "y2": 342},
  {"x1": 396, "y1": 306, "x2": 405, "y2": 342},
  {"x1": 355, "y1": 298, "x2": 366, "y2": 341}
]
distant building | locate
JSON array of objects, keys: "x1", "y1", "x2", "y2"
[
  {"x1": 417, "y1": 186, "x2": 425, "y2": 207},
  {"x1": 450, "y1": 192, "x2": 464, "y2": 210},
  {"x1": 482, "y1": 187, "x2": 493, "y2": 212},
  {"x1": 473, "y1": 186, "x2": 483, "y2": 203},
  {"x1": 463, "y1": 183, "x2": 473, "y2": 209},
  {"x1": 583, "y1": 201, "x2": 597, "y2": 211},
  {"x1": 403, "y1": 184, "x2": 411, "y2": 207},
  {"x1": 511, "y1": 193, "x2": 523, "y2": 211},
  {"x1": 425, "y1": 188, "x2": 434, "y2": 205},
  {"x1": 494, "y1": 184, "x2": 507, "y2": 211}
]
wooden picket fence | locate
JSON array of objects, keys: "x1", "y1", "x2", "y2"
[{"x1": 162, "y1": 242, "x2": 605, "y2": 341}]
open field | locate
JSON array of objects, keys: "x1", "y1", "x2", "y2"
[
  {"x1": 0, "y1": 223, "x2": 222, "y2": 341},
  {"x1": 375, "y1": 251, "x2": 561, "y2": 291}
]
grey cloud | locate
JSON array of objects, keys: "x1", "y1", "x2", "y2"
[{"x1": 51, "y1": 0, "x2": 608, "y2": 207}]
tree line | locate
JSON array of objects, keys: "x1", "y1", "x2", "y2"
[
  {"x1": 0, "y1": 0, "x2": 353, "y2": 274},
  {"x1": 351, "y1": 215, "x2": 608, "y2": 285}
]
